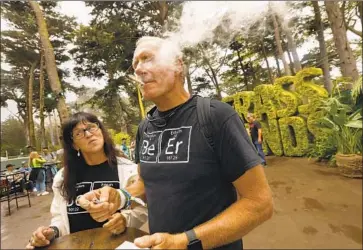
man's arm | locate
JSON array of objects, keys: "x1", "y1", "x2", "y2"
[
  {"x1": 191, "y1": 165, "x2": 273, "y2": 249},
  {"x1": 258, "y1": 128, "x2": 263, "y2": 143},
  {"x1": 134, "y1": 165, "x2": 273, "y2": 249}
]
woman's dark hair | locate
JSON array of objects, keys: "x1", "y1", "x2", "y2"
[{"x1": 61, "y1": 112, "x2": 117, "y2": 203}]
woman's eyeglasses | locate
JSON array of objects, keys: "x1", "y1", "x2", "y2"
[{"x1": 72, "y1": 123, "x2": 100, "y2": 140}]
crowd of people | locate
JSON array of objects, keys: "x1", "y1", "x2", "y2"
[{"x1": 24, "y1": 36, "x2": 272, "y2": 250}]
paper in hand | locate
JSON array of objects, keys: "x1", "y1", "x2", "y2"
[{"x1": 115, "y1": 241, "x2": 148, "y2": 249}]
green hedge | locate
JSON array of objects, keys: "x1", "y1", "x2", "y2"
[
  {"x1": 274, "y1": 76, "x2": 301, "y2": 118},
  {"x1": 278, "y1": 116, "x2": 309, "y2": 156},
  {"x1": 253, "y1": 85, "x2": 278, "y2": 119},
  {"x1": 223, "y1": 67, "x2": 332, "y2": 157},
  {"x1": 295, "y1": 68, "x2": 328, "y2": 114},
  {"x1": 260, "y1": 118, "x2": 284, "y2": 156}
]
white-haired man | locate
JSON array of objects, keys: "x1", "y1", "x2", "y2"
[{"x1": 78, "y1": 36, "x2": 273, "y2": 250}]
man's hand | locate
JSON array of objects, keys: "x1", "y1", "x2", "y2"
[
  {"x1": 77, "y1": 186, "x2": 121, "y2": 222},
  {"x1": 134, "y1": 233, "x2": 187, "y2": 249},
  {"x1": 103, "y1": 212, "x2": 126, "y2": 235},
  {"x1": 258, "y1": 138, "x2": 262, "y2": 144}
]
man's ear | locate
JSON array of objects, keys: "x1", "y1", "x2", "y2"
[{"x1": 175, "y1": 58, "x2": 184, "y2": 74}]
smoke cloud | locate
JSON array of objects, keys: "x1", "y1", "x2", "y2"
[
  {"x1": 150, "y1": 1, "x2": 288, "y2": 68},
  {"x1": 134, "y1": 1, "x2": 289, "y2": 79}
]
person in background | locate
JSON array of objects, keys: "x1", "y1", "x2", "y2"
[
  {"x1": 42, "y1": 147, "x2": 58, "y2": 186},
  {"x1": 247, "y1": 113, "x2": 267, "y2": 166},
  {"x1": 19, "y1": 161, "x2": 32, "y2": 179},
  {"x1": 3, "y1": 164, "x2": 26, "y2": 193},
  {"x1": 120, "y1": 138, "x2": 130, "y2": 158},
  {"x1": 25, "y1": 112, "x2": 147, "y2": 249},
  {"x1": 29, "y1": 151, "x2": 49, "y2": 196},
  {"x1": 19, "y1": 161, "x2": 34, "y2": 192},
  {"x1": 42, "y1": 147, "x2": 55, "y2": 162}
]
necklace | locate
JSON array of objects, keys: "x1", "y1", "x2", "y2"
[{"x1": 147, "y1": 96, "x2": 193, "y2": 128}]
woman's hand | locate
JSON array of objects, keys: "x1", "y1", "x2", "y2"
[
  {"x1": 103, "y1": 212, "x2": 126, "y2": 235},
  {"x1": 77, "y1": 186, "x2": 122, "y2": 222},
  {"x1": 25, "y1": 226, "x2": 55, "y2": 249}
]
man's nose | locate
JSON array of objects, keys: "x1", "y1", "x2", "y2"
[{"x1": 134, "y1": 63, "x2": 146, "y2": 77}]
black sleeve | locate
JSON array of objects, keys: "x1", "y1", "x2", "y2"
[
  {"x1": 211, "y1": 101, "x2": 262, "y2": 183},
  {"x1": 254, "y1": 121, "x2": 262, "y2": 129}
]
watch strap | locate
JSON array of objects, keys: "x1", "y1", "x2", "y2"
[
  {"x1": 49, "y1": 226, "x2": 59, "y2": 240},
  {"x1": 185, "y1": 229, "x2": 198, "y2": 243}
]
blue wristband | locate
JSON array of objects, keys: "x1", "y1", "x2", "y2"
[{"x1": 119, "y1": 188, "x2": 131, "y2": 209}]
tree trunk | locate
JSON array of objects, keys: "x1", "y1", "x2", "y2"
[
  {"x1": 271, "y1": 12, "x2": 291, "y2": 76},
  {"x1": 312, "y1": 1, "x2": 333, "y2": 94},
  {"x1": 261, "y1": 40, "x2": 274, "y2": 84},
  {"x1": 157, "y1": 2, "x2": 168, "y2": 26},
  {"x1": 248, "y1": 60, "x2": 258, "y2": 85},
  {"x1": 48, "y1": 112, "x2": 55, "y2": 146},
  {"x1": 273, "y1": 51, "x2": 282, "y2": 77},
  {"x1": 28, "y1": 0, "x2": 69, "y2": 123},
  {"x1": 325, "y1": 1, "x2": 359, "y2": 81},
  {"x1": 359, "y1": 2, "x2": 363, "y2": 33},
  {"x1": 280, "y1": 18, "x2": 302, "y2": 72},
  {"x1": 39, "y1": 51, "x2": 47, "y2": 148},
  {"x1": 23, "y1": 113, "x2": 30, "y2": 147},
  {"x1": 209, "y1": 66, "x2": 222, "y2": 99},
  {"x1": 200, "y1": 49, "x2": 222, "y2": 99},
  {"x1": 236, "y1": 49, "x2": 249, "y2": 89},
  {"x1": 184, "y1": 61, "x2": 193, "y2": 95},
  {"x1": 286, "y1": 49, "x2": 296, "y2": 75},
  {"x1": 27, "y1": 62, "x2": 37, "y2": 149}
]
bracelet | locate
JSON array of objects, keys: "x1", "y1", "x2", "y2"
[
  {"x1": 49, "y1": 226, "x2": 59, "y2": 240},
  {"x1": 118, "y1": 188, "x2": 131, "y2": 209}
]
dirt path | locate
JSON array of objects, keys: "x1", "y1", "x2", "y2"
[{"x1": 1, "y1": 156, "x2": 362, "y2": 249}]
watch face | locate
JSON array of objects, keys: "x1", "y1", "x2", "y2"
[{"x1": 188, "y1": 239, "x2": 203, "y2": 250}]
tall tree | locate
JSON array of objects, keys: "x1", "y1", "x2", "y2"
[
  {"x1": 325, "y1": 1, "x2": 359, "y2": 81},
  {"x1": 27, "y1": 62, "x2": 37, "y2": 148},
  {"x1": 28, "y1": 0, "x2": 69, "y2": 123},
  {"x1": 277, "y1": 13, "x2": 302, "y2": 72},
  {"x1": 260, "y1": 38, "x2": 274, "y2": 84},
  {"x1": 270, "y1": 11, "x2": 291, "y2": 76},
  {"x1": 312, "y1": 1, "x2": 333, "y2": 94},
  {"x1": 2, "y1": 1, "x2": 77, "y2": 131},
  {"x1": 39, "y1": 51, "x2": 47, "y2": 148}
]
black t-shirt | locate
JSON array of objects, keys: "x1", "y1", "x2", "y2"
[
  {"x1": 249, "y1": 120, "x2": 262, "y2": 143},
  {"x1": 135, "y1": 96, "x2": 262, "y2": 250},
  {"x1": 67, "y1": 161, "x2": 120, "y2": 233}
]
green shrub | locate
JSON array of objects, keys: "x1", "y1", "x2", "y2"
[
  {"x1": 295, "y1": 67, "x2": 328, "y2": 114},
  {"x1": 278, "y1": 116, "x2": 309, "y2": 156},
  {"x1": 233, "y1": 91, "x2": 255, "y2": 121},
  {"x1": 260, "y1": 118, "x2": 284, "y2": 156},
  {"x1": 273, "y1": 76, "x2": 300, "y2": 118},
  {"x1": 253, "y1": 85, "x2": 278, "y2": 119}
]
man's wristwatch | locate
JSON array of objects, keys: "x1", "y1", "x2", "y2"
[
  {"x1": 49, "y1": 226, "x2": 59, "y2": 241},
  {"x1": 185, "y1": 229, "x2": 203, "y2": 250}
]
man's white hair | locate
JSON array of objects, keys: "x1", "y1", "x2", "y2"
[{"x1": 135, "y1": 36, "x2": 183, "y2": 59}]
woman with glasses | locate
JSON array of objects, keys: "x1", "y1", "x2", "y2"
[{"x1": 26, "y1": 112, "x2": 147, "y2": 249}]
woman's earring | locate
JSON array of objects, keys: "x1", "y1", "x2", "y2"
[{"x1": 77, "y1": 150, "x2": 80, "y2": 157}]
